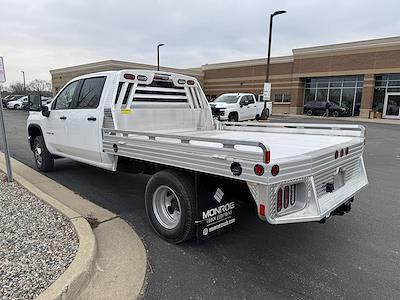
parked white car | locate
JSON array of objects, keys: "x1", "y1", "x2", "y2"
[
  {"x1": 209, "y1": 93, "x2": 272, "y2": 122},
  {"x1": 7, "y1": 96, "x2": 27, "y2": 109}
]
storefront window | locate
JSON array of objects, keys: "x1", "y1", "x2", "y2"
[
  {"x1": 373, "y1": 74, "x2": 400, "y2": 113},
  {"x1": 303, "y1": 75, "x2": 363, "y2": 116}
]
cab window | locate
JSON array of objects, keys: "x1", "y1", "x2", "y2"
[
  {"x1": 75, "y1": 77, "x2": 106, "y2": 109},
  {"x1": 53, "y1": 81, "x2": 79, "y2": 110}
]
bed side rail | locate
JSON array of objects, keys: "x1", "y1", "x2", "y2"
[
  {"x1": 220, "y1": 122, "x2": 365, "y2": 137},
  {"x1": 102, "y1": 128, "x2": 270, "y2": 163}
]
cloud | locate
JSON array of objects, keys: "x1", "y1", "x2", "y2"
[{"x1": 0, "y1": 0, "x2": 399, "y2": 85}]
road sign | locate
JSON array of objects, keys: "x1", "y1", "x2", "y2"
[
  {"x1": 0, "y1": 57, "x2": 6, "y2": 83},
  {"x1": 263, "y1": 82, "x2": 271, "y2": 101},
  {"x1": 0, "y1": 56, "x2": 13, "y2": 182}
]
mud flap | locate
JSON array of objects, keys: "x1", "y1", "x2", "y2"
[{"x1": 195, "y1": 173, "x2": 246, "y2": 242}]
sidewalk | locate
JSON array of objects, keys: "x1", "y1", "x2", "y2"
[
  {"x1": 273, "y1": 113, "x2": 400, "y2": 125},
  {"x1": 0, "y1": 154, "x2": 147, "y2": 300}
]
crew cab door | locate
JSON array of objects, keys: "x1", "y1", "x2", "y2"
[
  {"x1": 67, "y1": 76, "x2": 106, "y2": 162},
  {"x1": 247, "y1": 95, "x2": 257, "y2": 118},
  {"x1": 45, "y1": 80, "x2": 80, "y2": 154}
]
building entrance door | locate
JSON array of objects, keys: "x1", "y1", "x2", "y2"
[{"x1": 383, "y1": 92, "x2": 400, "y2": 119}]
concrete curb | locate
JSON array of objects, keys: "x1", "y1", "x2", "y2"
[{"x1": 0, "y1": 155, "x2": 97, "y2": 300}]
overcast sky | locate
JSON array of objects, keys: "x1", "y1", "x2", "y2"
[{"x1": 1, "y1": 0, "x2": 399, "y2": 85}]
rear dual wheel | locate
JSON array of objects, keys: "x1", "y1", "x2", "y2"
[{"x1": 145, "y1": 170, "x2": 196, "y2": 244}]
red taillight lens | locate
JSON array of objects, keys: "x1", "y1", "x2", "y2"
[
  {"x1": 265, "y1": 150, "x2": 271, "y2": 164},
  {"x1": 259, "y1": 204, "x2": 266, "y2": 217},
  {"x1": 284, "y1": 186, "x2": 289, "y2": 208},
  {"x1": 345, "y1": 147, "x2": 349, "y2": 155},
  {"x1": 187, "y1": 80, "x2": 195, "y2": 85},
  {"x1": 271, "y1": 164, "x2": 279, "y2": 176},
  {"x1": 335, "y1": 150, "x2": 339, "y2": 159},
  {"x1": 277, "y1": 188, "x2": 282, "y2": 212},
  {"x1": 124, "y1": 73, "x2": 135, "y2": 80},
  {"x1": 254, "y1": 164, "x2": 264, "y2": 176}
]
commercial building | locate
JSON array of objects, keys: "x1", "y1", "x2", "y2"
[{"x1": 51, "y1": 36, "x2": 400, "y2": 119}]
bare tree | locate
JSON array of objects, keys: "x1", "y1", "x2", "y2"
[
  {"x1": 28, "y1": 79, "x2": 52, "y2": 96},
  {"x1": 8, "y1": 81, "x2": 26, "y2": 94}
]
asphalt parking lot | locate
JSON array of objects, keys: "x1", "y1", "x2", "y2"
[{"x1": 1, "y1": 109, "x2": 400, "y2": 299}]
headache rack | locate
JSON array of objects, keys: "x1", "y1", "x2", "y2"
[{"x1": 102, "y1": 128, "x2": 270, "y2": 183}]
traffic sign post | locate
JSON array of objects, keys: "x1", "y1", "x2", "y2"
[{"x1": 0, "y1": 56, "x2": 13, "y2": 182}]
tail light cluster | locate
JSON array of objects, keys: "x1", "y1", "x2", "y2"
[
  {"x1": 335, "y1": 147, "x2": 349, "y2": 159},
  {"x1": 276, "y1": 184, "x2": 296, "y2": 213}
]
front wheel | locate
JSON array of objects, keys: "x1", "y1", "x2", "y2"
[
  {"x1": 332, "y1": 111, "x2": 339, "y2": 117},
  {"x1": 14, "y1": 104, "x2": 20, "y2": 110},
  {"x1": 33, "y1": 136, "x2": 54, "y2": 172},
  {"x1": 306, "y1": 109, "x2": 313, "y2": 116},
  {"x1": 228, "y1": 113, "x2": 238, "y2": 122},
  {"x1": 145, "y1": 170, "x2": 196, "y2": 244}
]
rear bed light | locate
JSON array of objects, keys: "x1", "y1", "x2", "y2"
[
  {"x1": 124, "y1": 74, "x2": 135, "y2": 80},
  {"x1": 137, "y1": 75, "x2": 147, "y2": 81}
]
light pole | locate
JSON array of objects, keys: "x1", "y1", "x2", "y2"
[
  {"x1": 21, "y1": 71, "x2": 26, "y2": 93},
  {"x1": 261, "y1": 10, "x2": 287, "y2": 119},
  {"x1": 157, "y1": 43, "x2": 165, "y2": 71}
]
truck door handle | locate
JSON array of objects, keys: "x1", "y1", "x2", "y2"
[
  {"x1": 59, "y1": 116, "x2": 67, "y2": 120},
  {"x1": 87, "y1": 117, "x2": 97, "y2": 121}
]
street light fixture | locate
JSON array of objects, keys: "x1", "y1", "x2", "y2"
[
  {"x1": 261, "y1": 10, "x2": 287, "y2": 119},
  {"x1": 157, "y1": 43, "x2": 165, "y2": 71},
  {"x1": 21, "y1": 70, "x2": 26, "y2": 93}
]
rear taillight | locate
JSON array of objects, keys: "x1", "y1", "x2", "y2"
[
  {"x1": 187, "y1": 80, "x2": 195, "y2": 85},
  {"x1": 284, "y1": 186, "x2": 289, "y2": 208},
  {"x1": 277, "y1": 188, "x2": 282, "y2": 212},
  {"x1": 276, "y1": 184, "x2": 296, "y2": 213},
  {"x1": 271, "y1": 164, "x2": 279, "y2": 176},
  {"x1": 259, "y1": 204, "x2": 266, "y2": 217},
  {"x1": 254, "y1": 164, "x2": 264, "y2": 176}
]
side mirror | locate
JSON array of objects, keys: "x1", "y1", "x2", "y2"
[
  {"x1": 28, "y1": 94, "x2": 42, "y2": 112},
  {"x1": 42, "y1": 105, "x2": 50, "y2": 117}
]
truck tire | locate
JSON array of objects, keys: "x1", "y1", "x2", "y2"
[
  {"x1": 332, "y1": 110, "x2": 339, "y2": 117},
  {"x1": 33, "y1": 136, "x2": 54, "y2": 172},
  {"x1": 306, "y1": 109, "x2": 313, "y2": 116},
  {"x1": 145, "y1": 170, "x2": 196, "y2": 244},
  {"x1": 228, "y1": 112, "x2": 238, "y2": 122}
]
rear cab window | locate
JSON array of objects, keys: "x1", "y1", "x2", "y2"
[{"x1": 75, "y1": 77, "x2": 106, "y2": 109}]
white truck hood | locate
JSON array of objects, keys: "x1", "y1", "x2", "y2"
[{"x1": 210, "y1": 102, "x2": 236, "y2": 109}]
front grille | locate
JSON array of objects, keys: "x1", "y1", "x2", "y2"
[{"x1": 211, "y1": 107, "x2": 224, "y2": 116}]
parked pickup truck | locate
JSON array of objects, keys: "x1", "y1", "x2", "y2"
[
  {"x1": 209, "y1": 93, "x2": 272, "y2": 121},
  {"x1": 27, "y1": 70, "x2": 368, "y2": 244}
]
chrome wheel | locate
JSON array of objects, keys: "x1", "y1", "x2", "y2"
[
  {"x1": 34, "y1": 143, "x2": 43, "y2": 167},
  {"x1": 152, "y1": 185, "x2": 181, "y2": 229}
]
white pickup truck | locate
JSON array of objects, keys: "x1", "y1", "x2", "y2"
[
  {"x1": 27, "y1": 70, "x2": 368, "y2": 243},
  {"x1": 209, "y1": 93, "x2": 272, "y2": 121}
]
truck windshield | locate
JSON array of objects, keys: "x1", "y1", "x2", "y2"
[{"x1": 214, "y1": 95, "x2": 239, "y2": 104}]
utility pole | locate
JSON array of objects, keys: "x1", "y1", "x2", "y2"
[
  {"x1": 157, "y1": 43, "x2": 165, "y2": 71},
  {"x1": 261, "y1": 10, "x2": 287, "y2": 120}
]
